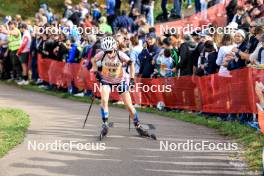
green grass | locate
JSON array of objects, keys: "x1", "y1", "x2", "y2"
[
  {"x1": 0, "y1": 0, "x2": 85, "y2": 18},
  {"x1": 0, "y1": 80, "x2": 263, "y2": 172},
  {"x1": 0, "y1": 108, "x2": 30, "y2": 158}
]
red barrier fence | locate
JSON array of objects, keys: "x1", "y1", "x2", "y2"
[{"x1": 38, "y1": 55, "x2": 264, "y2": 114}]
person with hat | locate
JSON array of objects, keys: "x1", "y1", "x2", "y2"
[
  {"x1": 232, "y1": 27, "x2": 263, "y2": 64},
  {"x1": 138, "y1": 32, "x2": 161, "y2": 78},
  {"x1": 228, "y1": 29, "x2": 248, "y2": 70}
]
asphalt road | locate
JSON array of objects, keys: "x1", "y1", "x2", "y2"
[{"x1": 0, "y1": 84, "x2": 257, "y2": 176}]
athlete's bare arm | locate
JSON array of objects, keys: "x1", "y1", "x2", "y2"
[
  {"x1": 91, "y1": 57, "x2": 98, "y2": 72},
  {"x1": 129, "y1": 61, "x2": 135, "y2": 79}
]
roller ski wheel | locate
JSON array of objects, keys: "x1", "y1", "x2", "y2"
[
  {"x1": 99, "y1": 123, "x2": 108, "y2": 141},
  {"x1": 135, "y1": 125, "x2": 157, "y2": 140}
]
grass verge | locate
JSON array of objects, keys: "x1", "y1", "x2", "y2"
[
  {"x1": 0, "y1": 108, "x2": 30, "y2": 158},
  {"x1": 0, "y1": 81, "x2": 263, "y2": 172}
]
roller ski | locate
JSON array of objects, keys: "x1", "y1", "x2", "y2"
[
  {"x1": 99, "y1": 123, "x2": 109, "y2": 141},
  {"x1": 135, "y1": 124, "x2": 157, "y2": 140}
]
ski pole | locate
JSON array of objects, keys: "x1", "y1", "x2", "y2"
[
  {"x1": 82, "y1": 96, "x2": 95, "y2": 129},
  {"x1": 80, "y1": 63, "x2": 96, "y2": 129},
  {"x1": 129, "y1": 115, "x2": 131, "y2": 131}
]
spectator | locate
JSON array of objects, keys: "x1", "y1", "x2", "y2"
[
  {"x1": 195, "y1": 0, "x2": 201, "y2": 13},
  {"x1": 227, "y1": 29, "x2": 248, "y2": 70},
  {"x1": 104, "y1": 0, "x2": 116, "y2": 26},
  {"x1": 92, "y1": 2, "x2": 101, "y2": 21},
  {"x1": 79, "y1": 3, "x2": 89, "y2": 20},
  {"x1": 226, "y1": 0, "x2": 238, "y2": 24},
  {"x1": 136, "y1": 15, "x2": 150, "y2": 35},
  {"x1": 251, "y1": 0, "x2": 264, "y2": 19},
  {"x1": 0, "y1": 25, "x2": 8, "y2": 79},
  {"x1": 240, "y1": 14, "x2": 251, "y2": 32},
  {"x1": 66, "y1": 38, "x2": 80, "y2": 63},
  {"x1": 138, "y1": 33, "x2": 160, "y2": 78},
  {"x1": 30, "y1": 32, "x2": 39, "y2": 82},
  {"x1": 234, "y1": 27, "x2": 263, "y2": 64},
  {"x1": 38, "y1": 8, "x2": 48, "y2": 25},
  {"x1": 245, "y1": 0, "x2": 255, "y2": 19},
  {"x1": 115, "y1": 0, "x2": 122, "y2": 15},
  {"x1": 112, "y1": 10, "x2": 134, "y2": 33},
  {"x1": 65, "y1": 20, "x2": 81, "y2": 43},
  {"x1": 175, "y1": 34, "x2": 193, "y2": 76},
  {"x1": 154, "y1": 48, "x2": 174, "y2": 78},
  {"x1": 83, "y1": 14, "x2": 93, "y2": 28},
  {"x1": 17, "y1": 23, "x2": 32, "y2": 85},
  {"x1": 256, "y1": 34, "x2": 264, "y2": 64},
  {"x1": 145, "y1": 0, "x2": 155, "y2": 27},
  {"x1": 200, "y1": 0, "x2": 208, "y2": 20},
  {"x1": 171, "y1": 0, "x2": 182, "y2": 19},
  {"x1": 54, "y1": 34, "x2": 69, "y2": 62},
  {"x1": 231, "y1": 6, "x2": 246, "y2": 28},
  {"x1": 68, "y1": 5, "x2": 82, "y2": 26},
  {"x1": 7, "y1": 21, "x2": 22, "y2": 81},
  {"x1": 99, "y1": 16, "x2": 113, "y2": 35},
  {"x1": 15, "y1": 14, "x2": 22, "y2": 27},
  {"x1": 129, "y1": 8, "x2": 140, "y2": 21},
  {"x1": 81, "y1": 0, "x2": 90, "y2": 10},
  {"x1": 63, "y1": 0, "x2": 73, "y2": 19},
  {"x1": 192, "y1": 32, "x2": 206, "y2": 73},
  {"x1": 161, "y1": 0, "x2": 168, "y2": 21},
  {"x1": 129, "y1": 35, "x2": 143, "y2": 76},
  {"x1": 196, "y1": 40, "x2": 219, "y2": 76},
  {"x1": 247, "y1": 23, "x2": 261, "y2": 54},
  {"x1": 216, "y1": 34, "x2": 236, "y2": 75},
  {"x1": 169, "y1": 34, "x2": 180, "y2": 76}
]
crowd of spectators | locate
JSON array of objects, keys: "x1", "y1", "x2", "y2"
[{"x1": 0, "y1": 0, "x2": 263, "y2": 124}]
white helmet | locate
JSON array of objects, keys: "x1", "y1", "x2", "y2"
[{"x1": 101, "y1": 36, "x2": 117, "y2": 51}]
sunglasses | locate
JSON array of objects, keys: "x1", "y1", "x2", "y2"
[{"x1": 105, "y1": 50, "x2": 114, "y2": 54}]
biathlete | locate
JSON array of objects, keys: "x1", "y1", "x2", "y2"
[{"x1": 91, "y1": 36, "x2": 155, "y2": 139}]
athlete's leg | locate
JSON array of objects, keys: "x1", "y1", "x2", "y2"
[
  {"x1": 121, "y1": 91, "x2": 152, "y2": 137},
  {"x1": 100, "y1": 84, "x2": 111, "y2": 123},
  {"x1": 120, "y1": 91, "x2": 139, "y2": 126}
]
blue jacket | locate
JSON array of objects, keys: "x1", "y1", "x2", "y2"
[
  {"x1": 112, "y1": 15, "x2": 134, "y2": 32},
  {"x1": 106, "y1": 0, "x2": 116, "y2": 15},
  {"x1": 139, "y1": 44, "x2": 161, "y2": 78},
  {"x1": 227, "y1": 41, "x2": 247, "y2": 71},
  {"x1": 67, "y1": 43, "x2": 79, "y2": 63}
]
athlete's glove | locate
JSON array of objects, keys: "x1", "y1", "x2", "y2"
[
  {"x1": 130, "y1": 78, "x2": 135, "y2": 87},
  {"x1": 94, "y1": 71, "x2": 102, "y2": 82}
]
